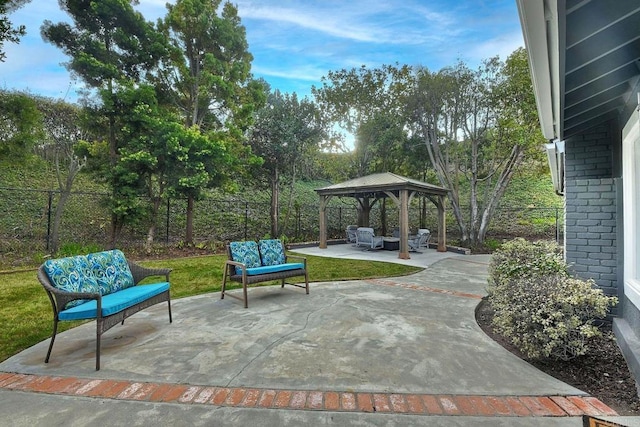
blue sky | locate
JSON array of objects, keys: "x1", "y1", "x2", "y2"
[{"x1": 0, "y1": 0, "x2": 523, "y2": 102}]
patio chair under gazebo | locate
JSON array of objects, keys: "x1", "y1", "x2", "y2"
[{"x1": 316, "y1": 172, "x2": 449, "y2": 259}]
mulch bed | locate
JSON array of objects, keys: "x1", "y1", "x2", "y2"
[{"x1": 475, "y1": 298, "x2": 640, "y2": 416}]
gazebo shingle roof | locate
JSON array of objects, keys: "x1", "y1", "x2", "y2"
[{"x1": 316, "y1": 172, "x2": 448, "y2": 197}]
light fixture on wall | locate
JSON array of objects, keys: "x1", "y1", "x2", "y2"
[{"x1": 545, "y1": 139, "x2": 565, "y2": 196}]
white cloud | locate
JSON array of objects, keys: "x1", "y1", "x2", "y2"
[
  {"x1": 251, "y1": 64, "x2": 325, "y2": 83},
  {"x1": 466, "y1": 30, "x2": 525, "y2": 63},
  {"x1": 236, "y1": 0, "x2": 450, "y2": 46}
]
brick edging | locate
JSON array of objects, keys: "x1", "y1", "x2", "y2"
[{"x1": 0, "y1": 372, "x2": 617, "y2": 417}]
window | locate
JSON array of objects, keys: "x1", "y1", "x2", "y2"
[{"x1": 623, "y1": 109, "x2": 640, "y2": 308}]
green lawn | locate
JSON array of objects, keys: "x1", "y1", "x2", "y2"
[{"x1": 0, "y1": 253, "x2": 421, "y2": 363}]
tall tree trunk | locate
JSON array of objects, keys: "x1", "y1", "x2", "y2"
[
  {"x1": 107, "y1": 75, "x2": 119, "y2": 250},
  {"x1": 50, "y1": 191, "x2": 68, "y2": 254},
  {"x1": 270, "y1": 167, "x2": 279, "y2": 238},
  {"x1": 475, "y1": 146, "x2": 524, "y2": 244},
  {"x1": 145, "y1": 196, "x2": 162, "y2": 254},
  {"x1": 50, "y1": 151, "x2": 85, "y2": 254},
  {"x1": 468, "y1": 138, "x2": 480, "y2": 246},
  {"x1": 419, "y1": 119, "x2": 469, "y2": 241},
  {"x1": 283, "y1": 163, "x2": 298, "y2": 236}
]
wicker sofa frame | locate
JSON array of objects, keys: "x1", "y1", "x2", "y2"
[
  {"x1": 221, "y1": 241, "x2": 309, "y2": 308},
  {"x1": 37, "y1": 259, "x2": 172, "y2": 371}
]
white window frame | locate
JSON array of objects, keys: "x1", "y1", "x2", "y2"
[{"x1": 623, "y1": 108, "x2": 640, "y2": 309}]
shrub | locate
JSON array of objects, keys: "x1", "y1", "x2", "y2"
[
  {"x1": 487, "y1": 238, "x2": 617, "y2": 361},
  {"x1": 488, "y1": 238, "x2": 567, "y2": 292}
]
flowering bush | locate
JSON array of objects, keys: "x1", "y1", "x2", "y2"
[{"x1": 487, "y1": 238, "x2": 617, "y2": 361}]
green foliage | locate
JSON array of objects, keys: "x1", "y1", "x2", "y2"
[
  {"x1": 57, "y1": 242, "x2": 103, "y2": 257},
  {"x1": 487, "y1": 238, "x2": 617, "y2": 361},
  {"x1": 0, "y1": 90, "x2": 44, "y2": 159},
  {"x1": 0, "y1": 0, "x2": 28, "y2": 62},
  {"x1": 487, "y1": 238, "x2": 567, "y2": 290}
]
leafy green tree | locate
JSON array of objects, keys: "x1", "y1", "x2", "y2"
[
  {"x1": 114, "y1": 83, "x2": 210, "y2": 252},
  {"x1": 42, "y1": 0, "x2": 168, "y2": 246},
  {"x1": 355, "y1": 113, "x2": 408, "y2": 234},
  {"x1": 248, "y1": 90, "x2": 326, "y2": 237},
  {"x1": 313, "y1": 64, "x2": 410, "y2": 176},
  {"x1": 0, "y1": 90, "x2": 43, "y2": 159},
  {"x1": 313, "y1": 64, "x2": 416, "y2": 231},
  {"x1": 158, "y1": 0, "x2": 257, "y2": 130},
  {"x1": 403, "y1": 49, "x2": 545, "y2": 245},
  {"x1": 157, "y1": 0, "x2": 264, "y2": 244},
  {"x1": 0, "y1": 0, "x2": 29, "y2": 62}
]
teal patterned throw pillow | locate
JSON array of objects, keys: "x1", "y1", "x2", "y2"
[
  {"x1": 87, "y1": 250, "x2": 135, "y2": 295},
  {"x1": 43, "y1": 255, "x2": 100, "y2": 308},
  {"x1": 229, "y1": 241, "x2": 262, "y2": 268},
  {"x1": 258, "y1": 239, "x2": 286, "y2": 266}
]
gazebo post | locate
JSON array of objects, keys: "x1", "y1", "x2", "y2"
[
  {"x1": 319, "y1": 195, "x2": 328, "y2": 249},
  {"x1": 398, "y1": 189, "x2": 410, "y2": 259}
]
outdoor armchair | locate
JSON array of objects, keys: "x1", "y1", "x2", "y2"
[
  {"x1": 355, "y1": 227, "x2": 384, "y2": 250},
  {"x1": 346, "y1": 225, "x2": 358, "y2": 244},
  {"x1": 408, "y1": 230, "x2": 430, "y2": 253}
]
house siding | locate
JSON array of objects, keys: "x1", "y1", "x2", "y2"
[{"x1": 564, "y1": 124, "x2": 619, "y2": 315}]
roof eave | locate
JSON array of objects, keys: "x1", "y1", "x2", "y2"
[{"x1": 516, "y1": 0, "x2": 560, "y2": 140}]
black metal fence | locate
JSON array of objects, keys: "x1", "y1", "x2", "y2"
[{"x1": 0, "y1": 186, "x2": 563, "y2": 262}]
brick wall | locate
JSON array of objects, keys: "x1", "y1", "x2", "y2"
[
  {"x1": 564, "y1": 125, "x2": 612, "y2": 179},
  {"x1": 564, "y1": 124, "x2": 618, "y2": 313}
]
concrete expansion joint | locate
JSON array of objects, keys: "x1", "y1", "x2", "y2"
[
  {"x1": 367, "y1": 279, "x2": 483, "y2": 300},
  {"x1": 0, "y1": 372, "x2": 618, "y2": 418},
  {"x1": 224, "y1": 297, "x2": 342, "y2": 388}
]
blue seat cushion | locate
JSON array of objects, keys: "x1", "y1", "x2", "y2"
[
  {"x1": 239, "y1": 263, "x2": 304, "y2": 276},
  {"x1": 58, "y1": 282, "x2": 170, "y2": 321}
]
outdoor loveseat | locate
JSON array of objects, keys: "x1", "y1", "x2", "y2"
[
  {"x1": 222, "y1": 239, "x2": 309, "y2": 308},
  {"x1": 37, "y1": 249, "x2": 172, "y2": 370}
]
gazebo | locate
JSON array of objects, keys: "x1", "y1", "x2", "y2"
[{"x1": 316, "y1": 172, "x2": 449, "y2": 259}]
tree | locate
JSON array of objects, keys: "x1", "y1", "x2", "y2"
[
  {"x1": 248, "y1": 90, "x2": 326, "y2": 238},
  {"x1": 0, "y1": 0, "x2": 29, "y2": 62},
  {"x1": 42, "y1": 0, "x2": 168, "y2": 246},
  {"x1": 157, "y1": 0, "x2": 264, "y2": 244},
  {"x1": 403, "y1": 50, "x2": 545, "y2": 245},
  {"x1": 0, "y1": 89, "x2": 43, "y2": 159},
  {"x1": 33, "y1": 97, "x2": 87, "y2": 253},
  {"x1": 113, "y1": 83, "x2": 204, "y2": 253},
  {"x1": 313, "y1": 64, "x2": 413, "y2": 230}
]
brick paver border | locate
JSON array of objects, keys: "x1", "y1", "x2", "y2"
[{"x1": 0, "y1": 372, "x2": 617, "y2": 417}]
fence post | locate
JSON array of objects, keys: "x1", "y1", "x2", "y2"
[
  {"x1": 46, "y1": 191, "x2": 53, "y2": 251},
  {"x1": 244, "y1": 202, "x2": 249, "y2": 240},
  {"x1": 555, "y1": 207, "x2": 560, "y2": 244},
  {"x1": 166, "y1": 198, "x2": 170, "y2": 244}
]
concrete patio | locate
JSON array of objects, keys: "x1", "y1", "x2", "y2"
[{"x1": 0, "y1": 244, "x2": 638, "y2": 426}]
